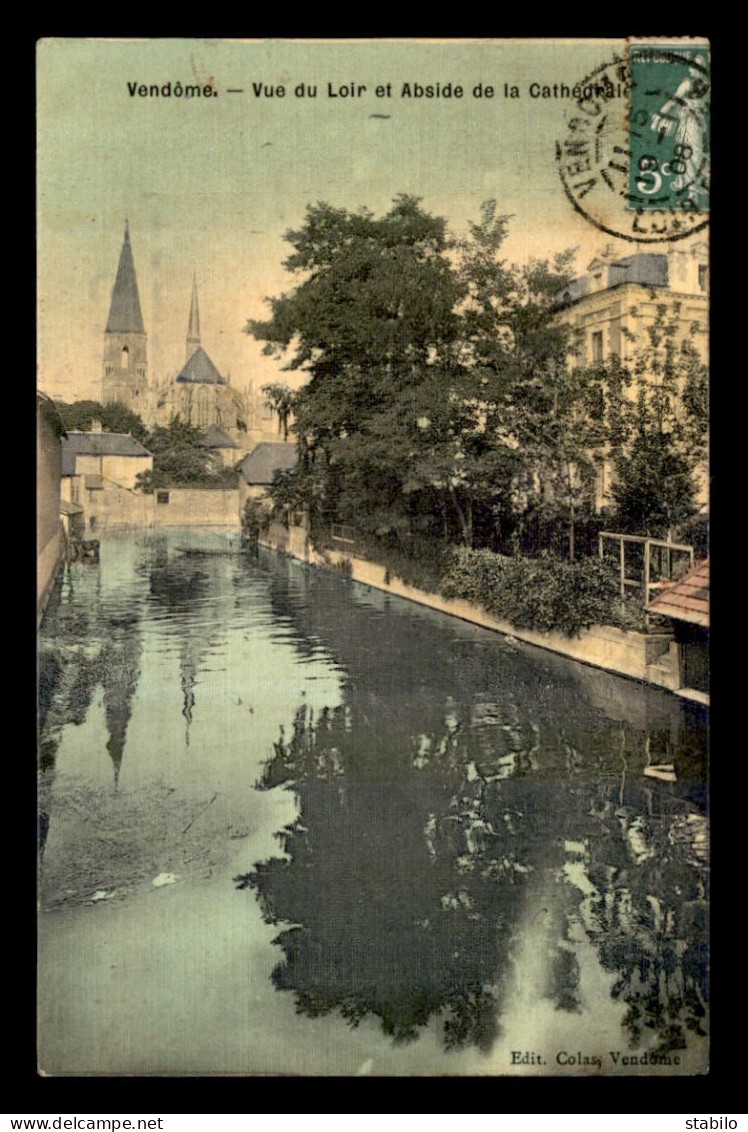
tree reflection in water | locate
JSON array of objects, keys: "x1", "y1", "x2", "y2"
[
  {"x1": 239, "y1": 693, "x2": 708, "y2": 1055},
  {"x1": 239, "y1": 702, "x2": 524, "y2": 1049}
]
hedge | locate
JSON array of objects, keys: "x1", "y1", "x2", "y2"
[{"x1": 440, "y1": 547, "x2": 624, "y2": 637}]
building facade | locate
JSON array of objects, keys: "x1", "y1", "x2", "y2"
[
  {"x1": 554, "y1": 243, "x2": 709, "y2": 510},
  {"x1": 37, "y1": 392, "x2": 64, "y2": 621},
  {"x1": 60, "y1": 425, "x2": 154, "y2": 533},
  {"x1": 159, "y1": 277, "x2": 247, "y2": 432},
  {"x1": 556, "y1": 244, "x2": 708, "y2": 369}
]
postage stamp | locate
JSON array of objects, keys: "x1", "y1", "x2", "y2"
[{"x1": 628, "y1": 45, "x2": 710, "y2": 213}]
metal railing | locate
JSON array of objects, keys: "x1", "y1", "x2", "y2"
[
  {"x1": 599, "y1": 531, "x2": 694, "y2": 607},
  {"x1": 330, "y1": 523, "x2": 356, "y2": 556}
]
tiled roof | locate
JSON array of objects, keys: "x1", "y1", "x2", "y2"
[
  {"x1": 175, "y1": 346, "x2": 225, "y2": 385},
  {"x1": 648, "y1": 559, "x2": 709, "y2": 628},
  {"x1": 199, "y1": 425, "x2": 237, "y2": 449},
  {"x1": 239, "y1": 442, "x2": 297, "y2": 485},
  {"x1": 62, "y1": 432, "x2": 152, "y2": 460}
]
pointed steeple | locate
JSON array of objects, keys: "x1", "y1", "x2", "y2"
[
  {"x1": 102, "y1": 221, "x2": 148, "y2": 410},
  {"x1": 106, "y1": 220, "x2": 146, "y2": 334},
  {"x1": 187, "y1": 273, "x2": 201, "y2": 361}
]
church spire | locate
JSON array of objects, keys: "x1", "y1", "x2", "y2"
[
  {"x1": 102, "y1": 221, "x2": 148, "y2": 410},
  {"x1": 106, "y1": 220, "x2": 145, "y2": 334},
  {"x1": 187, "y1": 273, "x2": 201, "y2": 361}
]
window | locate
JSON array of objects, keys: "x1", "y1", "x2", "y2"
[
  {"x1": 121, "y1": 345, "x2": 129, "y2": 369},
  {"x1": 597, "y1": 463, "x2": 608, "y2": 500},
  {"x1": 196, "y1": 388, "x2": 212, "y2": 428},
  {"x1": 698, "y1": 264, "x2": 708, "y2": 292},
  {"x1": 156, "y1": 490, "x2": 170, "y2": 505},
  {"x1": 591, "y1": 331, "x2": 604, "y2": 363}
]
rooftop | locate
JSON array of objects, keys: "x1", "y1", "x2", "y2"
[
  {"x1": 239, "y1": 442, "x2": 297, "y2": 485},
  {"x1": 175, "y1": 346, "x2": 226, "y2": 386},
  {"x1": 106, "y1": 224, "x2": 146, "y2": 335},
  {"x1": 555, "y1": 252, "x2": 670, "y2": 306},
  {"x1": 199, "y1": 425, "x2": 237, "y2": 450},
  {"x1": 61, "y1": 432, "x2": 152, "y2": 475}
]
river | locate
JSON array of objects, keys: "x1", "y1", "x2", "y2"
[{"x1": 37, "y1": 530, "x2": 709, "y2": 1076}]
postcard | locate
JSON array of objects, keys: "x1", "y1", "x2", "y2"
[{"x1": 37, "y1": 37, "x2": 709, "y2": 1076}]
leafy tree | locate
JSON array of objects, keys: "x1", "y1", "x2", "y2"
[
  {"x1": 56, "y1": 400, "x2": 104, "y2": 432},
  {"x1": 249, "y1": 196, "x2": 706, "y2": 560},
  {"x1": 141, "y1": 416, "x2": 219, "y2": 488},
  {"x1": 56, "y1": 400, "x2": 149, "y2": 443},
  {"x1": 261, "y1": 383, "x2": 297, "y2": 441},
  {"x1": 249, "y1": 196, "x2": 465, "y2": 540},
  {"x1": 451, "y1": 204, "x2": 588, "y2": 557}
]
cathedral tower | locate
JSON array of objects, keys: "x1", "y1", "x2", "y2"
[
  {"x1": 186, "y1": 273, "x2": 201, "y2": 361},
  {"x1": 102, "y1": 221, "x2": 148, "y2": 410}
]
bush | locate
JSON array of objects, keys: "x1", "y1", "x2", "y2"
[
  {"x1": 358, "y1": 532, "x2": 451, "y2": 594},
  {"x1": 242, "y1": 498, "x2": 272, "y2": 542},
  {"x1": 441, "y1": 547, "x2": 621, "y2": 636}
]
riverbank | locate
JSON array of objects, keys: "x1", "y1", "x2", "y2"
[{"x1": 258, "y1": 520, "x2": 708, "y2": 705}]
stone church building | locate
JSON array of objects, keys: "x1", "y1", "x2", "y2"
[
  {"x1": 101, "y1": 222, "x2": 148, "y2": 412},
  {"x1": 156, "y1": 275, "x2": 246, "y2": 433},
  {"x1": 100, "y1": 223, "x2": 281, "y2": 448}
]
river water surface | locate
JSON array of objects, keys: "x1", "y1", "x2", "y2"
[{"x1": 37, "y1": 530, "x2": 709, "y2": 1076}]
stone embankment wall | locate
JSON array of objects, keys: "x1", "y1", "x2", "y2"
[{"x1": 259, "y1": 521, "x2": 687, "y2": 697}]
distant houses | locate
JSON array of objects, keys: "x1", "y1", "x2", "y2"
[
  {"x1": 60, "y1": 424, "x2": 154, "y2": 534},
  {"x1": 62, "y1": 426, "x2": 153, "y2": 491},
  {"x1": 37, "y1": 392, "x2": 64, "y2": 622},
  {"x1": 198, "y1": 424, "x2": 239, "y2": 469}
]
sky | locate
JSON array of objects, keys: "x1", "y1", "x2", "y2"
[{"x1": 36, "y1": 37, "x2": 707, "y2": 404}]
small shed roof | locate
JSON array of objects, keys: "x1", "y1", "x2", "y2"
[
  {"x1": 647, "y1": 559, "x2": 709, "y2": 628},
  {"x1": 239, "y1": 442, "x2": 297, "y2": 485}
]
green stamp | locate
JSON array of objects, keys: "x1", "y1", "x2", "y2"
[{"x1": 629, "y1": 45, "x2": 710, "y2": 212}]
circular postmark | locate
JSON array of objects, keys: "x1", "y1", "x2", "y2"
[{"x1": 555, "y1": 47, "x2": 710, "y2": 243}]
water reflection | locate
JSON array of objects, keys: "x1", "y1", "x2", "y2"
[
  {"x1": 38, "y1": 535, "x2": 707, "y2": 1071},
  {"x1": 38, "y1": 568, "x2": 143, "y2": 788},
  {"x1": 238, "y1": 567, "x2": 708, "y2": 1057}
]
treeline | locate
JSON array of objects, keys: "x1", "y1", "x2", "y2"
[{"x1": 250, "y1": 196, "x2": 708, "y2": 563}]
